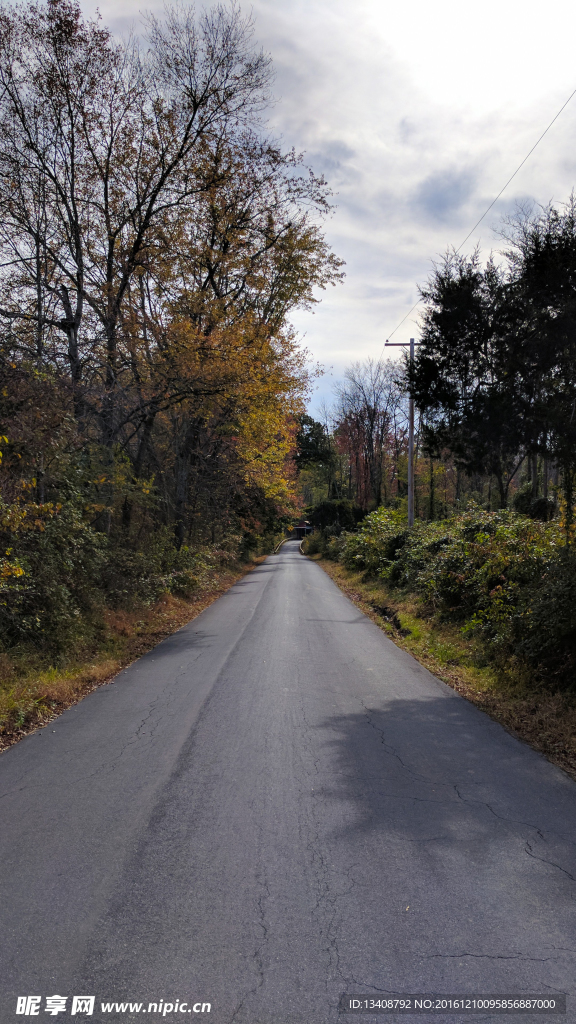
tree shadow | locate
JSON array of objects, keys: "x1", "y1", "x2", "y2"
[{"x1": 316, "y1": 694, "x2": 576, "y2": 848}]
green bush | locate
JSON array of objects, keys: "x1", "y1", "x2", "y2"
[
  {"x1": 308, "y1": 499, "x2": 365, "y2": 534},
  {"x1": 324, "y1": 533, "x2": 348, "y2": 561},
  {"x1": 0, "y1": 499, "x2": 243, "y2": 654},
  {"x1": 302, "y1": 532, "x2": 323, "y2": 556},
  {"x1": 513, "y1": 552, "x2": 576, "y2": 681},
  {"x1": 339, "y1": 507, "x2": 408, "y2": 574},
  {"x1": 0, "y1": 500, "x2": 106, "y2": 651},
  {"x1": 101, "y1": 533, "x2": 239, "y2": 607},
  {"x1": 331, "y1": 503, "x2": 572, "y2": 687},
  {"x1": 513, "y1": 483, "x2": 556, "y2": 521}
]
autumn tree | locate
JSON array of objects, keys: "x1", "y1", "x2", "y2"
[
  {"x1": 0, "y1": 0, "x2": 276, "y2": 428},
  {"x1": 0, "y1": 0, "x2": 343, "y2": 548},
  {"x1": 333, "y1": 358, "x2": 404, "y2": 508}
]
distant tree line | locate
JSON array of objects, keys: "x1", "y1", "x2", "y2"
[{"x1": 295, "y1": 361, "x2": 409, "y2": 511}]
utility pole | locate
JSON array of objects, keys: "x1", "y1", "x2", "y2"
[{"x1": 385, "y1": 336, "x2": 418, "y2": 527}]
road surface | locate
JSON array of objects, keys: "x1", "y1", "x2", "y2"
[{"x1": 1, "y1": 540, "x2": 576, "y2": 1023}]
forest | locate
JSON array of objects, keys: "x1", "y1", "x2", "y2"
[{"x1": 0, "y1": 0, "x2": 342, "y2": 678}]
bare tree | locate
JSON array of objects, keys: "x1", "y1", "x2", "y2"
[
  {"x1": 0, "y1": 0, "x2": 273, "y2": 437},
  {"x1": 334, "y1": 358, "x2": 404, "y2": 507}
]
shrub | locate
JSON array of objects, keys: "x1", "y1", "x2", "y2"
[
  {"x1": 308, "y1": 499, "x2": 365, "y2": 534},
  {"x1": 0, "y1": 499, "x2": 106, "y2": 651},
  {"x1": 513, "y1": 483, "x2": 556, "y2": 521},
  {"x1": 0, "y1": 498, "x2": 245, "y2": 654},
  {"x1": 331, "y1": 503, "x2": 571, "y2": 687},
  {"x1": 302, "y1": 532, "x2": 323, "y2": 556},
  {"x1": 513, "y1": 552, "x2": 576, "y2": 685},
  {"x1": 339, "y1": 507, "x2": 408, "y2": 574}
]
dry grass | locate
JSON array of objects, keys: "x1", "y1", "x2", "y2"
[
  {"x1": 316, "y1": 557, "x2": 576, "y2": 782},
  {"x1": 0, "y1": 558, "x2": 264, "y2": 752}
]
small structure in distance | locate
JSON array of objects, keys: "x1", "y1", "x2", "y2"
[{"x1": 293, "y1": 519, "x2": 312, "y2": 540}]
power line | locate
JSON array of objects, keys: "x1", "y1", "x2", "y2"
[
  {"x1": 456, "y1": 84, "x2": 576, "y2": 252},
  {"x1": 384, "y1": 298, "x2": 421, "y2": 345},
  {"x1": 384, "y1": 83, "x2": 576, "y2": 344}
]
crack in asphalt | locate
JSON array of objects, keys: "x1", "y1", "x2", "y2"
[
  {"x1": 357, "y1": 699, "x2": 432, "y2": 783},
  {"x1": 455, "y1": 787, "x2": 576, "y2": 869},
  {"x1": 484, "y1": 803, "x2": 546, "y2": 841},
  {"x1": 525, "y1": 842, "x2": 576, "y2": 882},
  {"x1": 458, "y1": 790, "x2": 576, "y2": 847},
  {"x1": 420, "y1": 952, "x2": 560, "y2": 962},
  {"x1": 65, "y1": 696, "x2": 167, "y2": 787}
]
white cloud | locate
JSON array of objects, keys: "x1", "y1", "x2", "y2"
[{"x1": 81, "y1": 0, "x2": 576, "y2": 411}]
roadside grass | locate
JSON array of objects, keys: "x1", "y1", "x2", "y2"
[
  {"x1": 0, "y1": 557, "x2": 265, "y2": 752},
  {"x1": 314, "y1": 556, "x2": 576, "y2": 782}
]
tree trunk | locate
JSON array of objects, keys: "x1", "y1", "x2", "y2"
[
  {"x1": 531, "y1": 452, "x2": 539, "y2": 498},
  {"x1": 37, "y1": 452, "x2": 45, "y2": 504},
  {"x1": 59, "y1": 284, "x2": 84, "y2": 421},
  {"x1": 562, "y1": 462, "x2": 574, "y2": 545},
  {"x1": 495, "y1": 468, "x2": 508, "y2": 509},
  {"x1": 174, "y1": 458, "x2": 189, "y2": 550}
]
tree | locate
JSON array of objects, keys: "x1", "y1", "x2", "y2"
[
  {"x1": 294, "y1": 415, "x2": 334, "y2": 470},
  {"x1": 0, "y1": 0, "x2": 282, "y2": 440},
  {"x1": 413, "y1": 200, "x2": 576, "y2": 523},
  {"x1": 0, "y1": 0, "x2": 344, "y2": 550},
  {"x1": 333, "y1": 358, "x2": 404, "y2": 508},
  {"x1": 410, "y1": 251, "x2": 527, "y2": 508},
  {"x1": 500, "y1": 198, "x2": 576, "y2": 531}
]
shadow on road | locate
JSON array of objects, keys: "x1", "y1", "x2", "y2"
[{"x1": 312, "y1": 694, "x2": 576, "y2": 920}]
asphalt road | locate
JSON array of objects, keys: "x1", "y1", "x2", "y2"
[{"x1": 1, "y1": 540, "x2": 576, "y2": 1024}]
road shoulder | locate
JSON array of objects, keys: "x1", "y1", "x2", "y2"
[
  {"x1": 313, "y1": 554, "x2": 576, "y2": 782},
  {"x1": 0, "y1": 557, "x2": 266, "y2": 753}
]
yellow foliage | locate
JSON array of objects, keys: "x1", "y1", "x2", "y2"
[
  {"x1": 0, "y1": 559, "x2": 25, "y2": 579},
  {"x1": 157, "y1": 316, "x2": 308, "y2": 519},
  {"x1": 559, "y1": 496, "x2": 575, "y2": 544},
  {"x1": 0, "y1": 500, "x2": 60, "y2": 533}
]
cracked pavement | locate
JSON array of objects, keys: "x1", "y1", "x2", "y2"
[{"x1": 1, "y1": 541, "x2": 576, "y2": 1023}]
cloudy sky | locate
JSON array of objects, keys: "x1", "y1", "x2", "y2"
[{"x1": 85, "y1": 0, "x2": 576, "y2": 411}]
